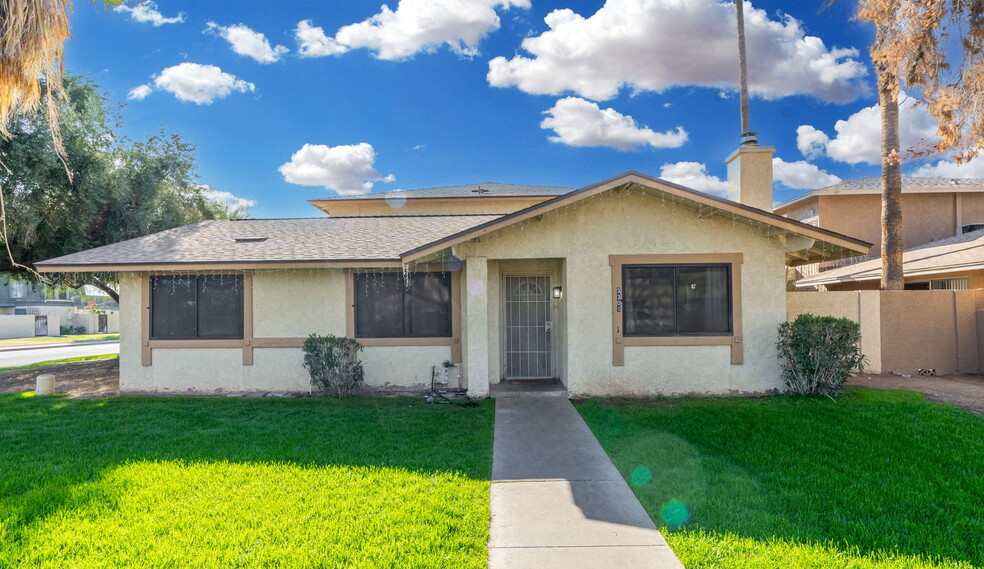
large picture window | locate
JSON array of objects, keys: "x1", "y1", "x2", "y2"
[
  {"x1": 151, "y1": 275, "x2": 244, "y2": 340},
  {"x1": 354, "y1": 272, "x2": 452, "y2": 338},
  {"x1": 622, "y1": 264, "x2": 731, "y2": 336}
]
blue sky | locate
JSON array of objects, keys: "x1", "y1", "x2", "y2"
[{"x1": 63, "y1": 0, "x2": 980, "y2": 218}]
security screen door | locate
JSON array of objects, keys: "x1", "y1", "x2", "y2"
[{"x1": 503, "y1": 275, "x2": 553, "y2": 379}]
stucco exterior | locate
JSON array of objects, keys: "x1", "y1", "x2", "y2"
[
  {"x1": 118, "y1": 270, "x2": 451, "y2": 393},
  {"x1": 117, "y1": 187, "x2": 795, "y2": 396},
  {"x1": 786, "y1": 290, "x2": 981, "y2": 375},
  {"x1": 454, "y1": 188, "x2": 788, "y2": 396}
]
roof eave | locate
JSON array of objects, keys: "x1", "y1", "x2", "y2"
[
  {"x1": 399, "y1": 170, "x2": 872, "y2": 263},
  {"x1": 34, "y1": 258, "x2": 406, "y2": 273}
]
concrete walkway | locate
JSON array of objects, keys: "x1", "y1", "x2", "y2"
[{"x1": 489, "y1": 398, "x2": 684, "y2": 568}]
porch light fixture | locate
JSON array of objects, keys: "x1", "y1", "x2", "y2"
[{"x1": 552, "y1": 286, "x2": 563, "y2": 300}]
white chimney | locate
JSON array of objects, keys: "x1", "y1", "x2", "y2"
[{"x1": 725, "y1": 145, "x2": 775, "y2": 211}]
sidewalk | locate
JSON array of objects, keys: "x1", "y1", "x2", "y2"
[
  {"x1": 0, "y1": 340, "x2": 119, "y2": 353},
  {"x1": 489, "y1": 398, "x2": 684, "y2": 568}
]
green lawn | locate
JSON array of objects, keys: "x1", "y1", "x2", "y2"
[
  {"x1": 577, "y1": 388, "x2": 984, "y2": 569},
  {"x1": 0, "y1": 394, "x2": 494, "y2": 569},
  {"x1": 0, "y1": 353, "x2": 119, "y2": 374},
  {"x1": 0, "y1": 333, "x2": 119, "y2": 348}
]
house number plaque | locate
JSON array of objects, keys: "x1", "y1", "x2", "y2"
[{"x1": 616, "y1": 286, "x2": 622, "y2": 312}]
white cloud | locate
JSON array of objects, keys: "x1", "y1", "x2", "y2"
[
  {"x1": 912, "y1": 155, "x2": 984, "y2": 178},
  {"x1": 796, "y1": 125, "x2": 829, "y2": 160},
  {"x1": 659, "y1": 161, "x2": 728, "y2": 196},
  {"x1": 152, "y1": 63, "x2": 255, "y2": 104},
  {"x1": 295, "y1": 20, "x2": 348, "y2": 57},
  {"x1": 207, "y1": 22, "x2": 289, "y2": 63},
  {"x1": 203, "y1": 188, "x2": 256, "y2": 211},
  {"x1": 798, "y1": 96, "x2": 938, "y2": 165},
  {"x1": 334, "y1": 0, "x2": 530, "y2": 60},
  {"x1": 487, "y1": 0, "x2": 867, "y2": 103},
  {"x1": 127, "y1": 84, "x2": 153, "y2": 101},
  {"x1": 115, "y1": 2, "x2": 184, "y2": 26},
  {"x1": 278, "y1": 143, "x2": 396, "y2": 195},
  {"x1": 540, "y1": 97, "x2": 686, "y2": 151},
  {"x1": 772, "y1": 157, "x2": 841, "y2": 190}
]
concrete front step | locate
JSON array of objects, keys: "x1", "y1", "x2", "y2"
[{"x1": 490, "y1": 380, "x2": 568, "y2": 399}]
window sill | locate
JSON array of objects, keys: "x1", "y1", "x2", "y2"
[
  {"x1": 356, "y1": 337, "x2": 456, "y2": 347},
  {"x1": 621, "y1": 336, "x2": 735, "y2": 347},
  {"x1": 147, "y1": 339, "x2": 245, "y2": 348}
]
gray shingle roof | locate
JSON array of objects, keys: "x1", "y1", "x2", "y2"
[
  {"x1": 35, "y1": 215, "x2": 502, "y2": 268},
  {"x1": 817, "y1": 176, "x2": 984, "y2": 192},
  {"x1": 797, "y1": 228, "x2": 984, "y2": 285},
  {"x1": 317, "y1": 182, "x2": 573, "y2": 201}
]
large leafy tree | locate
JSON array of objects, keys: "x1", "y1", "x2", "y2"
[
  {"x1": 851, "y1": 0, "x2": 984, "y2": 289},
  {"x1": 0, "y1": 75, "x2": 243, "y2": 300}
]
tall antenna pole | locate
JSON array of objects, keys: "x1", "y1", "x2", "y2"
[{"x1": 735, "y1": 0, "x2": 757, "y2": 146}]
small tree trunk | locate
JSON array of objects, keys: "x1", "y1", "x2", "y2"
[
  {"x1": 880, "y1": 75, "x2": 904, "y2": 290},
  {"x1": 88, "y1": 276, "x2": 120, "y2": 303}
]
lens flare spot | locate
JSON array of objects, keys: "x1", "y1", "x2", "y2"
[
  {"x1": 630, "y1": 466, "x2": 651, "y2": 487},
  {"x1": 468, "y1": 278, "x2": 484, "y2": 296},
  {"x1": 385, "y1": 192, "x2": 406, "y2": 209},
  {"x1": 660, "y1": 500, "x2": 689, "y2": 529}
]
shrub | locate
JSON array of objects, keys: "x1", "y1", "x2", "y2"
[
  {"x1": 777, "y1": 314, "x2": 865, "y2": 397},
  {"x1": 59, "y1": 325, "x2": 86, "y2": 335},
  {"x1": 302, "y1": 334, "x2": 364, "y2": 398}
]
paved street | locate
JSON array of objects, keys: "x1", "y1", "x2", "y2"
[{"x1": 0, "y1": 342, "x2": 120, "y2": 368}]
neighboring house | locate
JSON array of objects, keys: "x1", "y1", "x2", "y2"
[
  {"x1": 795, "y1": 228, "x2": 984, "y2": 291},
  {"x1": 775, "y1": 176, "x2": 984, "y2": 284},
  {"x1": 36, "y1": 145, "x2": 869, "y2": 397},
  {"x1": 0, "y1": 278, "x2": 77, "y2": 319}
]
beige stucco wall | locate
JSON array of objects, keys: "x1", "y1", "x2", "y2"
[
  {"x1": 456, "y1": 188, "x2": 789, "y2": 396},
  {"x1": 786, "y1": 290, "x2": 980, "y2": 375},
  {"x1": 118, "y1": 270, "x2": 454, "y2": 394},
  {"x1": 786, "y1": 291, "x2": 883, "y2": 373},
  {"x1": 879, "y1": 290, "x2": 978, "y2": 375},
  {"x1": 816, "y1": 193, "x2": 981, "y2": 258},
  {"x1": 0, "y1": 315, "x2": 44, "y2": 339}
]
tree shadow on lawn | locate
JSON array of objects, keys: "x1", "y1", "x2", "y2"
[
  {"x1": 577, "y1": 388, "x2": 984, "y2": 569},
  {"x1": 0, "y1": 394, "x2": 495, "y2": 568}
]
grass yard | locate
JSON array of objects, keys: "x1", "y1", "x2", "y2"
[
  {"x1": 577, "y1": 388, "x2": 984, "y2": 569},
  {"x1": 0, "y1": 394, "x2": 494, "y2": 569},
  {"x1": 0, "y1": 333, "x2": 119, "y2": 348}
]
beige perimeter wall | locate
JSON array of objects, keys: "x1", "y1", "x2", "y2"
[{"x1": 787, "y1": 290, "x2": 982, "y2": 375}]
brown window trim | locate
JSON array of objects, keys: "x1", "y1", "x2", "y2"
[
  {"x1": 140, "y1": 267, "x2": 462, "y2": 367},
  {"x1": 609, "y1": 254, "x2": 743, "y2": 366},
  {"x1": 345, "y1": 268, "x2": 462, "y2": 362},
  {"x1": 142, "y1": 270, "x2": 256, "y2": 366}
]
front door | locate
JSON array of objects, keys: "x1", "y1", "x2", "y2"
[{"x1": 503, "y1": 275, "x2": 553, "y2": 379}]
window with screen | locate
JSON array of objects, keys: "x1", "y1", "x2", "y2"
[
  {"x1": 151, "y1": 275, "x2": 244, "y2": 340},
  {"x1": 622, "y1": 264, "x2": 732, "y2": 336},
  {"x1": 354, "y1": 272, "x2": 452, "y2": 338}
]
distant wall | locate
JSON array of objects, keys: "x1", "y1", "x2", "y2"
[
  {"x1": 70, "y1": 312, "x2": 120, "y2": 334},
  {"x1": 0, "y1": 314, "x2": 60, "y2": 339},
  {"x1": 788, "y1": 290, "x2": 980, "y2": 375}
]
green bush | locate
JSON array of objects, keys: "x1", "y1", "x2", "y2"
[
  {"x1": 777, "y1": 314, "x2": 865, "y2": 396},
  {"x1": 302, "y1": 334, "x2": 364, "y2": 398}
]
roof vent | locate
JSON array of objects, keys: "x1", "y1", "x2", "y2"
[
  {"x1": 234, "y1": 237, "x2": 268, "y2": 243},
  {"x1": 471, "y1": 186, "x2": 490, "y2": 194}
]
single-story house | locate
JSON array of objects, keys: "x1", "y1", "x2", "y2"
[
  {"x1": 36, "y1": 145, "x2": 869, "y2": 397},
  {"x1": 796, "y1": 228, "x2": 984, "y2": 291}
]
